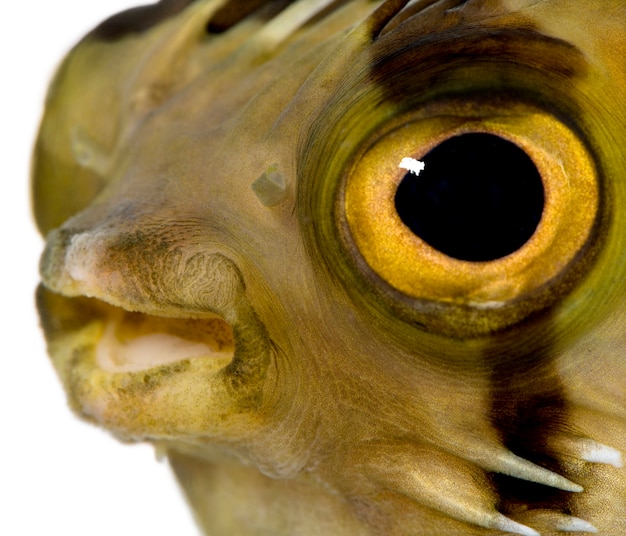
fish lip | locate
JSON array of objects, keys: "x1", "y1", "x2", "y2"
[
  {"x1": 38, "y1": 225, "x2": 247, "y2": 320},
  {"x1": 36, "y1": 284, "x2": 237, "y2": 376}
]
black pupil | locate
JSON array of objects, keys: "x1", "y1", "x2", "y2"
[{"x1": 394, "y1": 133, "x2": 545, "y2": 262}]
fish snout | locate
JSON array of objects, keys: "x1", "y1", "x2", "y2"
[
  {"x1": 38, "y1": 218, "x2": 272, "y2": 442},
  {"x1": 40, "y1": 221, "x2": 245, "y2": 319}
]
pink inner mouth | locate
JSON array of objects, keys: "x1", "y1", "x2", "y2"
[{"x1": 93, "y1": 309, "x2": 235, "y2": 373}]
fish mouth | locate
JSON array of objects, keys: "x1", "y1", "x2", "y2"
[
  {"x1": 36, "y1": 226, "x2": 271, "y2": 438},
  {"x1": 37, "y1": 286, "x2": 236, "y2": 374},
  {"x1": 95, "y1": 307, "x2": 234, "y2": 373}
]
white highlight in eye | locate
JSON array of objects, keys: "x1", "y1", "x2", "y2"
[{"x1": 399, "y1": 157, "x2": 425, "y2": 176}]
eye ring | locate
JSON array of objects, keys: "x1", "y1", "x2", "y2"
[{"x1": 342, "y1": 100, "x2": 599, "y2": 334}]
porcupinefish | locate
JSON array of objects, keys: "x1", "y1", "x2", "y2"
[{"x1": 33, "y1": 1, "x2": 626, "y2": 534}]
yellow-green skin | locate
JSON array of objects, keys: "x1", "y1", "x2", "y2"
[{"x1": 33, "y1": 1, "x2": 626, "y2": 534}]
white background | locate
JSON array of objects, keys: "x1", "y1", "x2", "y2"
[{"x1": 2, "y1": 2, "x2": 200, "y2": 535}]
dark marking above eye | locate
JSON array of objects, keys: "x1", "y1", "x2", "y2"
[
  {"x1": 369, "y1": 23, "x2": 587, "y2": 111},
  {"x1": 394, "y1": 133, "x2": 544, "y2": 262},
  {"x1": 89, "y1": 0, "x2": 198, "y2": 41}
]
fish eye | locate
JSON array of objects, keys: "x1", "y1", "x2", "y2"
[{"x1": 342, "y1": 100, "x2": 600, "y2": 337}]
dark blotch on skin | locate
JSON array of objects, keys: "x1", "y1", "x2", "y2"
[
  {"x1": 488, "y1": 317, "x2": 575, "y2": 516},
  {"x1": 206, "y1": 0, "x2": 293, "y2": 34},
  {"x1": 90, "y1": 0, "x2": 198, "y2": 41},
  {"x1": 369, "y1": 23, "x2": 587, "y2": 114}
]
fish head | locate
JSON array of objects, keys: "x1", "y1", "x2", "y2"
[{"x1": 34, "y1": 1, "x2": 626, "y2": 534}]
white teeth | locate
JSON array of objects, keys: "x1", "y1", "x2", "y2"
[
  {"x1": 580, "y1": 442, "x2": 624, "y2": 468},
  {"x1": 97, "y1": 322, "x2": 233, "y2": 372},
  {"x1": 556, "y1": 516, "x2": 598, "y2": 533},
  {"x1": 492, "y1": 514, "x2": 540, "y2": 536}
]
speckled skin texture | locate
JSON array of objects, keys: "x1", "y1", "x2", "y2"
[{"x1": 34, "y1": 1, "x2": 626, "y2": 534}]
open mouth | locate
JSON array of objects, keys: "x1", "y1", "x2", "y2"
[
  {"x1": 37, "y1": 228, "x2": 271, "y2": 439},
  {"x1": 37, "y1": 285, "x2": 236, "y2": 374},
  {"x1": 96, "y1": 308, "x2": 234, "y2": 373}
]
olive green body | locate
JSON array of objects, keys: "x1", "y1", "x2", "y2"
[{"x1": 34, "y1": 1, "x2": 626, "y2": 534}]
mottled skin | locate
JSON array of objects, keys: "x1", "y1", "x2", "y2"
[{"x1": 34, "y1": 1, "x2": 626, "y2": 535}]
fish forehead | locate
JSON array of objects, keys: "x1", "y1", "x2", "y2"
[
  {"x1": 32, "y1": 0, "x2": 607, "y2": 247},
  {"x1": 44, "y1": 0, "x2": 623, "y2": 206}
]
